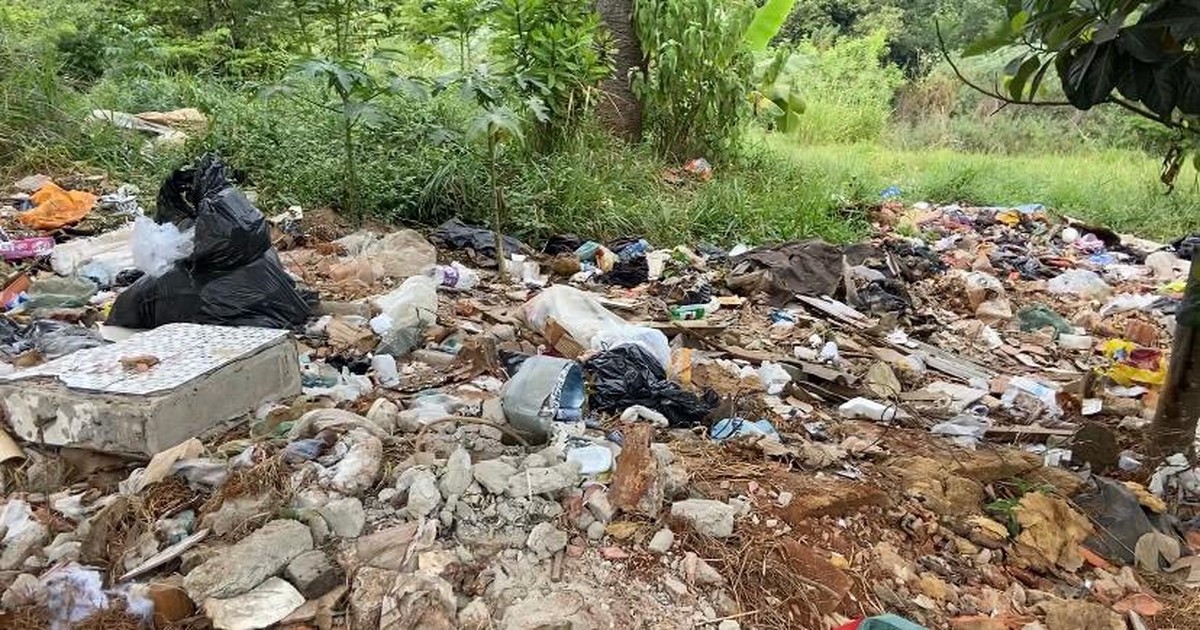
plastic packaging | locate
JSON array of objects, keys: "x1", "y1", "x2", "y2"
[
  {"x1": 525, "y1": 285, "x2": 670, "y2": 368},
  {"x1": 710, "y1": 418, "x2": 780, "y2": 442},
  {"x1": 1016, "y1": 304, "x2": 1073, "y2": 335},
  {"x1": 1056, "y1": 333, "x2": 1094, "y2": 350},
  {"x1": 371, "y1": 354, "x2": 400, "y2": 387},
  {"x1": 565, "y1": 443, "x2": 614, "y2": 476},
  {"x1": 398, "y1": 393, "x2": 470, "y2": 430},
  {"x1": 370, "y1": 275, "x2": 438, "y2": 357},
  {"x1": 757, "y1": 362, "x2": 791, "y2": 395},
  {"x1": 619, "y1": 405, "x2": 670, "y2": 427},
  {"x1": 930, "y1": 412, "x2": 991, "y2": 449},
  {"x1": 426, "y1": 262, "x2": 479, "y2": 291},
  {"x1": 838, "y1": 397, "x2": 898, "y2": 422},
  {"x1": 501, "y1": 355, "x2": 585, "y2": 444},
  {"x1": 51, "y1": 223, "x2": 136, "y2": 277},
  {"x1": 24, "y1": 275, "x2": 97, "y2": 309},
  {"x1": 1099, "y1": 293, "x2": 1159, "y2": 318},
  {"x1": 1000, "y1": 376, "x2": 1061, "y2": 415},
  {"x1": 1046, "y1": 269, "x2": 1112, "y2": 300},
  {"x1": 131, "y1": 213, "x2": 194, "y2": 277}
]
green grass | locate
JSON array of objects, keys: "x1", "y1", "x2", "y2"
[{"x1": 764, "y1": 136, "x2": 1200, "y2": 241}]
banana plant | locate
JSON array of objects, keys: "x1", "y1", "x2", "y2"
[
  {"x1": 744, "y1": 0, "x2": 804, "y2": 133},
  {"x1": 744, "y1": 0, "x2": 797, "y2": 52},
  {"x1": 748, "y1": 47, "x2": 805, "y2": 133}
]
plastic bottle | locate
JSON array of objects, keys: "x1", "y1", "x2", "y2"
[
  {"x1": 370, "y1": 275, "x2": 438, "y2": 357},
  {"x1": 426, "y1": 262, "x2": 479, "y2": 290},
  {"x1": 838, "y1": 397, "x2": 898, "y2": 422}
]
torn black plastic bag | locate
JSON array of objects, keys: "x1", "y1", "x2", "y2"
[
  {"x1": 109, "y1": 154, "x2": 310, "y2": 329},
  {"x1": 584, "y1": 344, "x2": 717, "y2": 427},
  {"x1": 429, "y1": 218, "x2": 531, "y2": 267},
  {"x1": 156, "y1": 153, "x2": 270, "y2": 271},
  {"x1": 108, "y1": 251, "x2": 310, "y2": 329},
  {"x1": 1072, "y1": 475, "x2": 1187, "y2": 565}
]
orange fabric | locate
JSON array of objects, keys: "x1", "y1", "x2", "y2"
[{"x1": 19, "y1": 182, "x2": 96, "y2": 230}]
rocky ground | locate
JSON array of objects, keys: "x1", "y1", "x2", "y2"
[{"x1": 0, "y1": 186, "x2": 1198, "y2": 630}]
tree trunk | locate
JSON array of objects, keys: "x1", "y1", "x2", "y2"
[
  {"x1": 595, "y1": 0, "x2": 644, "y2": 142},
  {"x1": 1150, "y1": 254, "x2": 1200, "y2": 458}
]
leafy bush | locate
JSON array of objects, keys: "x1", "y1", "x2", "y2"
[
  {"x1": 491, "y1": 0, "x2": 613, "y2": 144},
  {"x1": 783, "y1": 29, "x2": 904, "y2": 144},
  {"x1": 632, "y1": 0, "x2": 755, "y2": 159}
]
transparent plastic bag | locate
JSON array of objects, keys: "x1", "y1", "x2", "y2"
[
  {"x1": 370, "y1": 275, "x2": 438, "y2": 357},
  {"x1": 131, "y1": 213, "x2": 194, "y2": 277},
  {"x1": 1047, "y1": 269, "x2": 1112, "y2": 300}
]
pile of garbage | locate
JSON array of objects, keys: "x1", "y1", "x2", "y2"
[{"x1": 0, "y1": 156, "x2": 1198, "y2": 630}]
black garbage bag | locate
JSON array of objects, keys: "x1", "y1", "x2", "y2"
[
  {"x1": 156, "y1": 153, "x2": 270, "y2": 271},
  {"x1": 429, "y1": 218, "x2": 531, "y2": 267},
  {"x1": 109, "y1": 154, "x2": 310, "y2": 329},
  {"x1": 1171, "y1": 233, "x2": 1200, "y2": 260},
  {"x1": 602, "y1": 255, "x2": 649, "y2": 288},
  {"x1": 109, "y1": 251, "x2": 310, "y2": 329},
  {"x1": 542, "y1": 234, "x2": 583, "y2": 256},
  {"x1": 584, "y1": 344, "x2": 717, "y2": 427}
]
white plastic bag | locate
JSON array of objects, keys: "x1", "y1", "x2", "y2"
[
  {"x1": 525, "y1": 285, "x2": 670, "y2": 368},
  {"x1": 131, "y1": 214, "x2": 194, "y2": 277},
  {"x1": 370, "y1": 275, "x2": 438, "y2": 356},
  {"x1": 1046, "y1": 269, "x2": 1112, "y2": 300}
]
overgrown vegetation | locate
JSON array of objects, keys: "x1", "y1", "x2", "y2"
[{"x1": 1, "y1": 0, "x2": 1197, "y2": 248}]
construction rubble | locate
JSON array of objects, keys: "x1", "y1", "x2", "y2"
[{"x1": 0, "y1": 155, "x2": 1199, "y2": 630}]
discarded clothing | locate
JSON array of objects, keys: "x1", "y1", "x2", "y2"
[
  {"x1": 584, "y1": 344, "x2": 716, "y2": 427},
  {"x1": 729, "y1": 239, "x2": 844, "y2": 301}
]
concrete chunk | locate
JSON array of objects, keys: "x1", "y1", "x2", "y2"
[
  {"x1": 0, "y1": 324, "x2": 300, "y2": 456},
  {"x1": 183, "y1": 519, "x2": 313, "y2": 601},
  {"x1": 285, "y1": 550, "x2": 343, "y2": 599},
  {"x1": 671, "y1": 499, "x2": 736, "y2": 538}
]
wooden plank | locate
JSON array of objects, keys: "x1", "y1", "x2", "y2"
[{"x1": 984, "y1": 426, "x2": 1077, "y2": 442}]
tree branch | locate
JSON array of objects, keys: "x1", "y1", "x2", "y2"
[
  {"x1": 1105, "y1": 95, "x2": 1190, "y2": 132},
  {"x1": 936, "y1": 21, "x2": 1073, "y2": 107}
]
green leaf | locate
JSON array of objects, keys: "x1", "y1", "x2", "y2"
[
  {"x1": 1009, "y1": 55, "x2": 1042, "y2": 101},
  {"x1": 468, "y1": 107, "x2": 525, "y2": 147},
  {"x1": 1061, "y1": 41, "x2": 1118, "y2": 109},
  {"x1": 1010, "y1": 10, "x2": 1029, "y2": 33},
  {"x1": 744, "y1": 0, "x2": 796, "y2": 51},
  {"x1": 963, "y1": 34, "x2": 1012, "y2": 57}
]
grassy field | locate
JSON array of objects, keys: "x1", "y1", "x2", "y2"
[{"x1": 766, "y1": 137, "x2": 1200, "y2": 241}]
